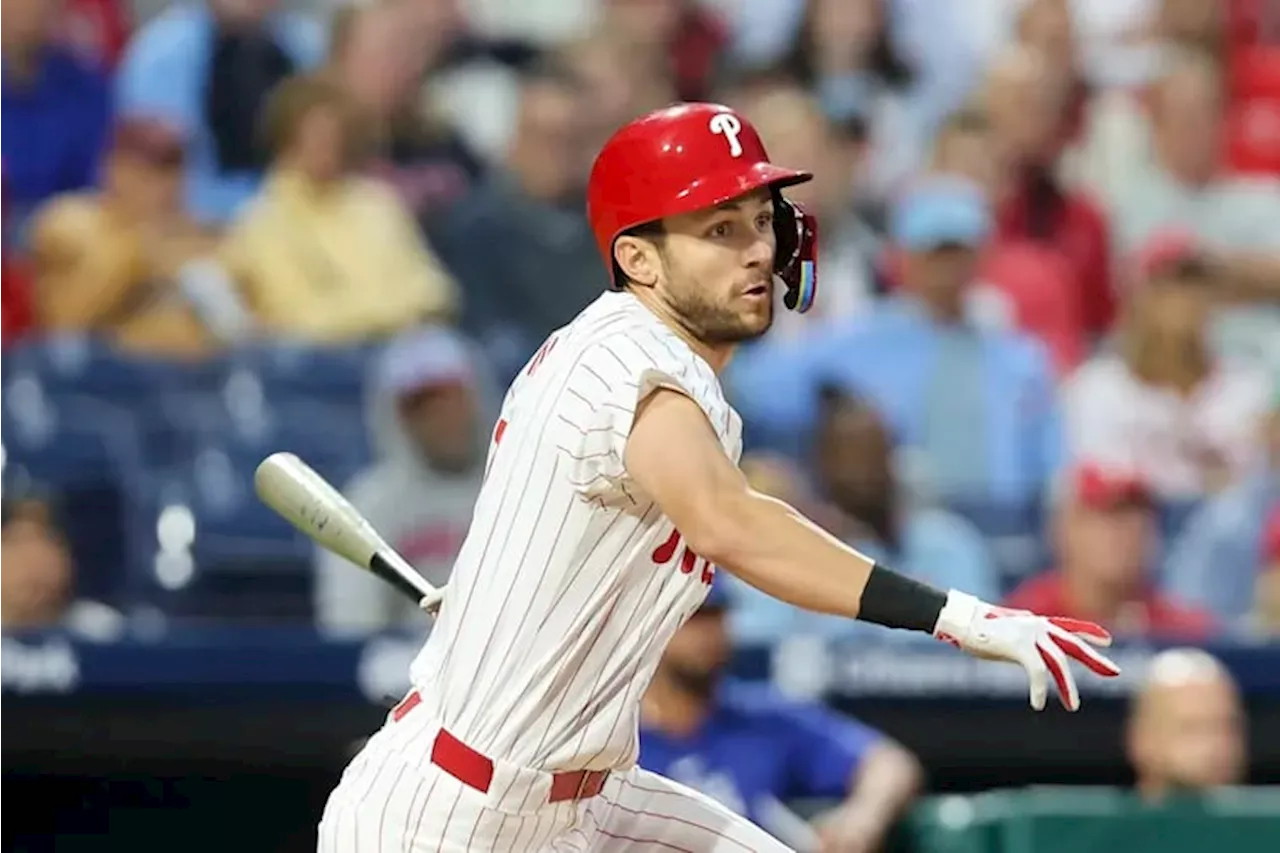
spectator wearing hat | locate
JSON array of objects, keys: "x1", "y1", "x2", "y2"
[
  {"x1": 315, "y1": 327, "x2": 488, "y2": 638},
  {"x1": 1165, "y1": 387, "x2": 1280, "y2": 629},
  {"x1": 1006, "y1": 464, "x2": 1213, "y2": 639},
  {"x1": 733, "y1": 177, "x2": 1060, "y2": 560},
  {"x1": 1062, "y1": 248, "x2": 1271, "y2": 504},
  {"x1": 639, "y1": 580, "x2": 923, "y2": 853},
  {"x1": 29, "y1": 116, "x2": 232, "y2": 357}
]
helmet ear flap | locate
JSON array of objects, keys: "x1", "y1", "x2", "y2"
[{"x1": 772, "y1": 194, "x2": 818, "y2": 312}]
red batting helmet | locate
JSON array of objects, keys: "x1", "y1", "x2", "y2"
[{"x1": 587, "y1": 102, "x2": 820, "y2": 313}]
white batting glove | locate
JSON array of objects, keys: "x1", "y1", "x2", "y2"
[{"x1": 933, "y1": 591, "x2": 1121, "y2": 711}]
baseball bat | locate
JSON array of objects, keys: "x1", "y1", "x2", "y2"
[{"x1": 253, "y1": 452, "x2": 443, "y2": 612}]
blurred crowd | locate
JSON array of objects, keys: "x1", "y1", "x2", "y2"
[{"x1": 2, "y1": 0, "x2": 1280, "y2": 650}]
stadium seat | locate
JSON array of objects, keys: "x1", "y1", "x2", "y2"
[
  {"x1": 944, "y1": 496, "x2": 1048, "y2": 592},
  {"x1": 1, "y1": 336, "x2": 224, "y2": 408},
  {"x1": 2, "y1": 387, "x2": 144, "y2": 605},
  {"x1": 227, "y1": 342, "x2": 376, "y2": 407}
]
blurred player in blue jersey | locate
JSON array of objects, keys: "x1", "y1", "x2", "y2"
[{"x1": 639, "y1": 582, "x2": 924, "y2": 853}]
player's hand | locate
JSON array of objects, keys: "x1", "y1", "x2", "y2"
[{"x1": 933, "y1": 591, "x2": 1120, "y2": 711}]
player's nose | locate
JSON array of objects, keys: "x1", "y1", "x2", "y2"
[{"x1": 742, "y1": 232, "x2": 773, "y2": 270}]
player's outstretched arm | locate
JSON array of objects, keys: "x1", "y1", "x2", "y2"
[{"x1": 625, "y1": 389, "x2": 1120, "y2": 711}]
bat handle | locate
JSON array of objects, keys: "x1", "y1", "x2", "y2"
[{"x1": 369, "y1": 552, "x2": 444, "y2": 615}]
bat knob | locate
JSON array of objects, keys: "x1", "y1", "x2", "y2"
[{"x1": 419, "y1": 587, "x2": 445, "y2": 616}]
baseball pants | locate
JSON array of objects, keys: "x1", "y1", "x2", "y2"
[{"x1": 317, "y1": 701, "x2": 792, "y2": 851}]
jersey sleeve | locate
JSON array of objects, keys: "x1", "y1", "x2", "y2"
[
  {"x1": 557, "y1": 328, "x2": 732, "y2": 497},
  {"x1": 781, "y1": 701, "x2": 883, "y2": 799}
]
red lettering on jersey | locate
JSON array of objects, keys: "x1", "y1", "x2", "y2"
[
  {"x1": 484, "y1": 417, "x2": 509, "y2": 483},
  {"x1": 652, "y1": 529, "x2": 714, "y2": 586},
  {"x1": 651, "y1": 528, "x2": 681, "y2": 564},
  {"x1": 526, "y1": 335, "x2": 559, "y2": 376}
]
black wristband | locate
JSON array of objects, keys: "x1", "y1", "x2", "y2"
[{"x1": 856, "y1": 563, "x2": 948, "y2": 633}]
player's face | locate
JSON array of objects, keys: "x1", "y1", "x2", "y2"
[{"x1": 656, "y1": 188, "x2": 778, "y2": 345}]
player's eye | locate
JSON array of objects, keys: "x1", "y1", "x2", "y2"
[
  {"x1": 708, "y1": 221, "x2": 734, "y2": 239},
  {"x1": 755, "y1": 211, "x2": 774, "y2": 231}
]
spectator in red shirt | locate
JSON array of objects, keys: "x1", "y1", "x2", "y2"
[
  {"x1": 929, "y1": 108, "x2": 1085, "y2": 375},
  {"x1": 1005, "y1": 464, "x2": 1214, "y2": 639},
  {"x1": 981, "y1": 45, "x2": 1117, "y2": 336}
]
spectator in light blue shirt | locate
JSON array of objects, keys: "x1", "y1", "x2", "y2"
[
  {"x1": 729, "y1": 177, "x2": 1061, "y2": 578},
  {"x1": 115, "y1": 1, "x2": 324, "y2": 224},
  {"x1": 726, "y1": 389, "x2": 998, "y2": 646},
  {"x1": 1165, "y1": 396, "x2": 1280, "y2": 630}
]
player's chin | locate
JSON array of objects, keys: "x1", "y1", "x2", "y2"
[{"x1": 734, "y1": 307, "x2": 773, "y2": 340}]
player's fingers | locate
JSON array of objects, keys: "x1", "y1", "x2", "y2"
[
  {"x1": 1037, "y1": 638, "x2": 1079, "y2": 711},
  {"x1": 1050, "y1": 628, "x2": 1121, "y2": 677},
  {"x1": 1048, "y1": 616, "x2": 1113, "y2": 647},
  {"x1": 1024, "y1": 653, "x2": 1048, "y2": 711}
]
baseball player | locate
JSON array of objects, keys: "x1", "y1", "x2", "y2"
[{"x1": 316, "y1": 102, "x2": 1121, "y2": 852}]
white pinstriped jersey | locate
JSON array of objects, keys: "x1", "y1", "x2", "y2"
[{"x1": 408, "y1": 291, "x2": 743, "y2": 774}]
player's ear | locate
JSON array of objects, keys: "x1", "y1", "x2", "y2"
[{"x1": 614, "y1": 236, "x2": 661, "y2": 289}]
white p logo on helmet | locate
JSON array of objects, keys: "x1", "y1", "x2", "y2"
[{"x1": 709, "y1": 113, "x2": 743, "y2": 158}]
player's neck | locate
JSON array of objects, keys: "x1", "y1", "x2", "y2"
[
  {"x1": 626, "y1": 290, "x2": 735, "y2": 374},
  {"x1": 641, "y1": 678, "x2": 712, "y2": 737}
]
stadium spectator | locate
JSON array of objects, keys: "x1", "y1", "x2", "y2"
[
  {"x1": 1, "y1": 0, "x2": 113, "y2": 240},
  {"x1": 218, "y1": 75, "x2": 457, "y2": 344},
  {"x1": 1127, "y1": 648, "x2": 1245, "y2": 801},
  {"x1": 116, "y1": 0, "x2": 324, "y2": 225},
  {"x1": 558, "y1": 31, "x2": 679, "y2": 168},
  {"x1": 981, "y1": 45, "x2": 1116, "y2": 335},
  {"x1": 427, "y1": 61, "x2": 601, "y2": 382},
  {"x1": 315, "y1": 327, "x2": 485, "y2": 638},
  {"x1": 29, "y1": 117, "x2": 228, "y2": 358},
  {"x1": 1, "y1": 492, "x2": 73, "y2": 631},
  {"x1": 639, "y1": 582, "x2": 923, "y2": 853},
  {"x1": 731, "y1": 80, "x2": 880, "y2": 335},
  {"x1": 1107, "y1": 49, "x2": 1280, "y2": 283},
  {"x1": 327, "y1": 1, "x2": 483, "y2": 220},
  {"x1": 0, "y1": 487, "x2": 127, "y2": 640},
  {"x1": 61, "y1": 0, "x2": 130, "y2": 71},
  {"x1": 732, "y1": 177, "x2": 1060, "y2": 525},
  {"x1": 596, "y1": 0, "x2": 729, "y2": 103},
  {"x1": 1062, "y1": 249, "x2": 1271, "y2": 503},
  {"x1": 1014, "y1": 0, "x2": 1091, "y2": 159},
  {"x1": 1166, "y1": 387, "x2": 1280, "y2": 628},
  {"x1": 727, "y1": 389, "x2": 998, "y2": 646},
  {"x1": 773, "y1": 0, "x2": 943, "y2": 205},
  {"x1": 930, "y1": 108, "x2": 1086, "y2": 374},
  {"x1": 1006, "y1": 464, "x2": 1213, "y2": 639}
]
